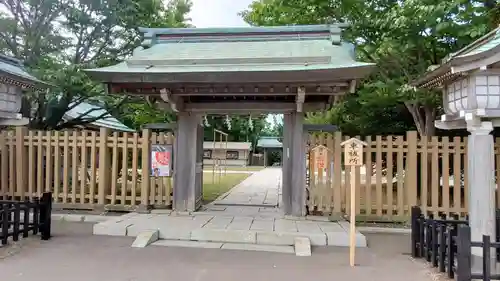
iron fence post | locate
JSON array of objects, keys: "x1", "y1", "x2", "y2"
[{"x1": 456, "y1": 225, "x2": 472, "y2": 281}]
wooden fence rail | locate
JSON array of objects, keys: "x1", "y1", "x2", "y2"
[
  {"x1": 2, "y1": 128, "x2": 500, "y2": 219},
  {"x1": 307, "y1": 131, "x2": 500, "y2": 221},
  {"x1": 0, "y1": 127, "x2": 173, "y2": 212}
]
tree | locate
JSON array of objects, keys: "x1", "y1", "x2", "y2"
[
  {"x1": 0, "y1": 0, "x2": 192, "y2": 130},
  {"x1": 242, "y1": 0, "x2": 498, "y2": 136},
  {"x1": 203, "y1": 115, "x2": 268, "y2": 147}
]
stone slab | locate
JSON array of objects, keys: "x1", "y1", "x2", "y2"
[
  {"x1": 203, "y1": 216, "x2": 233, "y2": 229},
  {"x1": 296, "y1": 221, "x2": 323, "y2": 233},
  {"x1": 256, "y1": 231, "x2": 326, "y2": 246},
  {"x1": 250, "y1": 219, "x2": 274, "y2": 231},
  {"x1": 93, "y1": 222, "x2": 130, "y2": 236},
  {"x1": 152, "y1": 240, "x2": 223, "y2": 249},
  {"x1": 191, "y1": 229, "x2": 256, "y2": 244},
  {"x1": 131, "y1": 230, "x2": 159, "y2": 248},
  {"x1": 221, "y1": 243, "x2": 294, "y2": 254},
  {"x1": 83, "y1": 215, "x2": 113, "y2": 223},
  {"x1": 226, "y1": 217, "x2": 253, "y2": 230},
  {"x1": 151, "y1": 209, "x2": 172, "y2": 214},
  {"x1": 52, "y1": 214, "x2": 84, "y2": 222},
  {"x1": 294, "y1": 237, "x2": 311, "y2": 257},
  {"x1": 326, "y1": 231, "x2": 367, "y2": 247},
  {"x1": 158, "y1": 227, "x2": 193, "y2": 240},
  {"x1": 274, "y1": 219, "x2": 298, "y2": 232},
  {"x1": 317, "y1": 222, "x2": 345, "y2": 233}
]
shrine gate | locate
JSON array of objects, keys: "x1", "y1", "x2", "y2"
[{"x1": 86, "y1": 24, "x2": 375, "y2": 216}]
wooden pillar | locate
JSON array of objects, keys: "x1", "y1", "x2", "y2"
[
  {"x1": 290, "y1": 112, "x2": 306, "y2": 216},
  {"x1": 15, "y1": 127, "x2": 27, "y2": 199},
  {"x1": 140, "y1": 129, "x2": 151, "y2": 209},
  {"x1": 0, "y1": 131, "x2": 7, "y2": 199},
  {"x1": 281, "y1": 113, "x2": 292, "y2": 214},
  {"x1": 406, "y1": 131, "x2": 418, "y2": 207},
  {"x1": 195, "y1": 123, "x2": 204, "y2": 209},
  {"x1": 98, "y1": 128, "x2": 110, "y2": 205},
  {"x1": 173, "y1": 112, "x2": 200, "y2": 212}
]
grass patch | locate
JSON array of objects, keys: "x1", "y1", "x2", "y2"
[
  {"x1": 203, "y1": 166, "x2": 265, "y2": 172},
  {"x1": 203, "y1": 173, "x2": 250, "y2": 203}
]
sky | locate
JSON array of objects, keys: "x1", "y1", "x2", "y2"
[
  {"x1": 188, "y1": 0, "x2": 281, "y2": 126},
  {"x1": 188, "y1": 0, "x2": 253, "y2": 28}
]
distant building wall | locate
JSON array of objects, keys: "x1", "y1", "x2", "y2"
[{"x1": 203, "y1": 148, "x2": 249, "y2": 167}]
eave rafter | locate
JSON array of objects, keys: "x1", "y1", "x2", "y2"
[
  {"x1": 109, "y1": 82, "x2": 349, "y2": 96},
  {"x1": 416, "y1": 71, "x2": 466, "y2": 89},
  {"x1": 0, "y1": 75, "x2": 37, "y2": 90}
]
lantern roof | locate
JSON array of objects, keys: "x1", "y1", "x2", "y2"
[
  {"x1": 411, "y1": 26, "x2": 500, "y2": 89},
  {"x1": 0, "y1": 54, "x2": 48, "y2": 89}
]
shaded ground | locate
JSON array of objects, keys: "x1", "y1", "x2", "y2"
[{"x1": 0, "y1": 221, "x2": 431, "y2": 281}]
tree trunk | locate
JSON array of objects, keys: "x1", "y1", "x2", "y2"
[{"x1": 405, "y1": 102, "x2": 436, "y2": 137}]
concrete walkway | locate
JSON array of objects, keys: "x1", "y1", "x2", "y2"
[
  {"x1": 212, "y1": 167, "x2": 281, "y2": 207},
  {"x1": 0, "y1": 222, "x2": 432, "y2": 281}
]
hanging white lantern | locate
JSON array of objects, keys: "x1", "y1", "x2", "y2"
[
  {"x1": 225, "y1": 115, "x2": 231, "y2": 130},
  {"x1": 203, "y1": 115, "x2": 210, "y2": 127},
  {"x1": 248, "y1": 115, "x2": 253, "y2": 130}
]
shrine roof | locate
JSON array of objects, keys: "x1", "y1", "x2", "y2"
[
  {"x1": 85, "y1": 24, "x2": 374, "y2": 83},
  {"x1": 257, "y1": 136, "x2": 282, "y2": 148},
  {"x1": 0, "y1": 54, "x2": 48, "y2": 88},
  {"x1": 65, "y1": 101, "x2": 135, "y2": 132},
  {"x1": 411, "y1": 26, "x2": 500, "y2": 89}
]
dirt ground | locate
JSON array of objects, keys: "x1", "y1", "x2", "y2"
[{"x1": 0, "y1": 221, "x2": 432, "y2": 281}]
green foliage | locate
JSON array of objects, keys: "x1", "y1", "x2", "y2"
[
  {"x1": 0, "y1": 0, "x2": 192, "y2": 130},
  {"x1": 243, "y1": 0, "x2": 498, "y2": 136},
  {"x1": 203, "y1": 115, "x2": 268, "y2": 148}
]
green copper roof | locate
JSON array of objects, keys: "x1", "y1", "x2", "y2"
[
  {"x1": 65, "y1": 101, "x2": 134, "y2": 132},
  {"x1": 257, "y1": 137, "x2": 282, "y2": 148},
  {"x1": 455, "y1": 26, "x2": 500, "y2": 58},
  {"x1": 412, "y1": 26, "x2": 500, "y2": 88},
  {"x1": 0, "y1": 54, "x2": 47, "y2": 87},
  {"x1": 85, "y1": 24, "x2": 374, "y2": 79}
]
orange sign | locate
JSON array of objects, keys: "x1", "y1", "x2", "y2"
[{"x1": 315, "y1": 146, "x2": 327, "y2": 169}]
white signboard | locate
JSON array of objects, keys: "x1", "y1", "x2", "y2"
[{"x1": 151, "y1": 144, "x2": 173, "y2": 177}]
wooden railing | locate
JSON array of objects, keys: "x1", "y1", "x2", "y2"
[{"x1": 0, "y1": 128, "x2": 173, "y2": 212}]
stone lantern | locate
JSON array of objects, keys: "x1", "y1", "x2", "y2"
[
  {"x1": 411, "y1": 26, "x2": 500, "y2": 269},
  {"x1": 0, "y1": 54, "x2": 48, "y2": 126}
]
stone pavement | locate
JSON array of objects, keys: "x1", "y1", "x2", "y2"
[
  {"x1": 0, "y1": 221, "x2": 433, "y2": 281},
  {"x1": 93, "y1": 210, "x2": 367, "y2": 249},
  {"x1": 93, "y1": 167, "x2": 367, "y2": 253},
  {"x1": 212, "y1": 167, "x2": 281, "y2": 207}
]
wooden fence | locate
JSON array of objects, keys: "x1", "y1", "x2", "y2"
[
  {"x1": 2, "y1": 128, "x2": 499, "y2": 220},
  {"x1": 0, "y1": 127, "x2": 173, "y2": 212},
  {"x1": 307, "y1": 131, "x2": 500, "y2": 221}
]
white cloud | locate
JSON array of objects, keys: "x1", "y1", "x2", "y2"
[{"x1": 188, "y1": 0, "x2": 253, "y2": 28}]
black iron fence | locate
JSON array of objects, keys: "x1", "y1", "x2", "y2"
[
  {"x1": 411, "y1": 206, "x2": 469, "y2": 279},
  {"x1": 456, "y1": 225, "x2": 500, "y2": 281},
  {"x1": 0, "y1": 192, "x2": 52, "y2": 245}
]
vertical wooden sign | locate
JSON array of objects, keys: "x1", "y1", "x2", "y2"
[
  {"x1": 340, "y1": 138, "x2": 367, "y2": 267},
  {"x1": 312, "y1": 144, "x2": 328, "y2": 170}
]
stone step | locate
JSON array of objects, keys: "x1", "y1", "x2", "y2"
[{"x1": 151, "y1": 239, "x2": 295, "y2": 254}]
